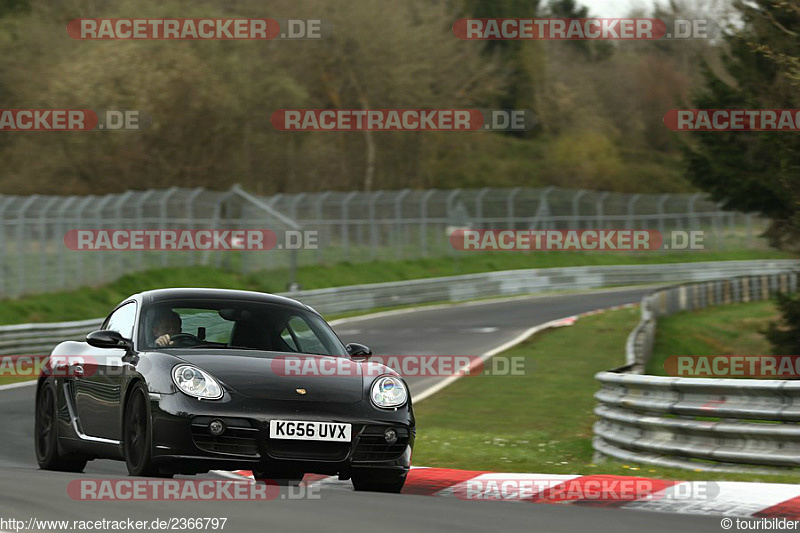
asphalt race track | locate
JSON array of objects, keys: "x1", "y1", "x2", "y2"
[{"x1": 0, "y1": 287, "x2": 725, "y2": 532}]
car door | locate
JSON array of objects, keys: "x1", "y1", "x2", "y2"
[{"x1": 70, "y1": 301, "x2": 137, "y2": 441}]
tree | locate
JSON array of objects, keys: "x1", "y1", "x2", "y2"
[
  {"x1": 681, "y1": 0, "x2": 800, "y2": 249},
  {"x1": 766, "y1": 292, "x2": 800, "y2": 355}
]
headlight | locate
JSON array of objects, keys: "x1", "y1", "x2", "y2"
[
  {"x1": 370, "y1": 376, "x2": 408, "y2": 408},
  {"x1": 171, "y1": 365, "x2": 223, "y2": 400}
]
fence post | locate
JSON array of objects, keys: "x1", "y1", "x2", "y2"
[
  {"x1": 92, "y1": 195, "x2": 116, "y2": 284},
  {"x1": 475, "y1": 187, "x2": 490, "y2": 230},
  {"x1": 72, "y1": 197, "x2": 95, "y2": 289},
  {"x1": 595, "y1": 191, "x2": 609, "y2": 230},
  {"x1": 185, "y1": 188, "x2": 205, "y2": 266},
  {"x1": 340, "y1": 192, "x2": 357, "y2": 261},
  {"x1": 0, "y1": 197, "x2": 14, "y2": 297},
  {"x1": 715, "y1": 202, "x2": 725, "y2": 250},
  {"x1": 506, "y1": 187, "x2": 521, "y2": 229},
  {"x1": 110, "y1": 192, "x2": 134, "y2": 278},
  {"x1": 419, "y1": 189, "x2": 437, "y2": 257},
  {"x1": 290, "y1": 193, "x2": 306, "y2": 222},
  {"x1": 158, "y1": 187, "x2": 180, "y2": 267},
  {"x1": 687, "y1": 193, "x2": 702, "y2": 234},
  {"x1": 369, "y1": 191, "x2": 384, "y2": 260},
  {"x1": 446, "y1": 189, "x2": 461, "y2": 256},
  {"x1": 208, "y1": 189, "x2": 235, "y2": 268},
  {"x1": 626, "y1": 194, "x2": 640, "y2": 230},
  {"x1": 315, "y1": 192, "x2": 332, "y2": 264},
  {"x1": 572, "y1": 189, "x2": 587, "y2": 229},
  {"x1": 54, "y1": 197, "x2": 78, "y2": 290},
  {"x1": 657, "y1": 194, "x2": 670, "y2": 237},
  {"x1": 38, "y1": 197, "x2": 60, "y2": 292},
  {"x1": 283, "y1": 193, "x2": 307, "y2": 273},
  {"x1": 16, "y1": 195, "x2": 39, "y2": 297},
  {"x1": 394, "y1": 189, "x2": 410, "y2": 259},
  {"x1": 531, "y1": 186, "x2": 554, "y2": 230},
  {"x1": 135, "y1": 190, "x2": 156, "y2": 270}
]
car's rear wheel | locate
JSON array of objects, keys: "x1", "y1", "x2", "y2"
[
  {"x1": 124, "y1": 383, "x2": 158, "y2": 477},
  {"x1": 35, "y1": 383, "x2": 88, "y2": 472},
  {"x1": 351, "y1": 471, "x2": 406, "y2": 493}
]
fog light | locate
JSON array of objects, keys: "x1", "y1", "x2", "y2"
[
  {"x1": 209, "y1": 419, "x2": 226, "y2": 436},
  {"x1": 384, "y1": 428, "x2": 398, "y2": 444}
]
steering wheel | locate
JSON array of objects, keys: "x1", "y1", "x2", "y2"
[{"x1": 168, "y1": 333, "x2": 201, "y2": 347}]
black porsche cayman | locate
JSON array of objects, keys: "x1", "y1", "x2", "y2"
[{"x1": 34, "y1": 288, "x2": 415, "y2": 493}]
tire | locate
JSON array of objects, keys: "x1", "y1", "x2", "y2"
[
  {"x1": 123, "y1": 383, "x2": 158, "y2": 477},
  {"x1": 351, "y1": 472, "x2": 406, "y2": 493},
  {"x1": 35, "y1": 383, "x2": 88, "y2": 473},
  {"x1": 253, "y1": 468, "x2": 305, "y2": 486}
]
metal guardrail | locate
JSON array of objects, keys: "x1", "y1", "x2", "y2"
[
  {"x1": 594, "y1": 270, "x2": 800, "y2": 473},
  {"x1": 0, "y1": 318, "x2": 103, "y2": 356},
  {"x1": 294, "y1": 259, "x2": 799, "y2": 314},
  {"x1": 0, "y1": 260, "x2": 796, "y2": 359}
]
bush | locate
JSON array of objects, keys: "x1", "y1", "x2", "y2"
[{"x1": 766, "y1": 292, "x2": 800, "y2": 355}]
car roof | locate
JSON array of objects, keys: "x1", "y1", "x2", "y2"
[{"x1": 133, "y1": 288, "x2": 308, "y2": 310}]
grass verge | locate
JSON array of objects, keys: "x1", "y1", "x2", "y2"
[
  {"x1": 411, "y1": 306, "x2": 800, "y2": 483},
  {"x1": 0, "y1": 249, "x2": 792, "y2": 326},
  {"x1": 645, "y1": 300, "x2": 779, "y2": 376}
]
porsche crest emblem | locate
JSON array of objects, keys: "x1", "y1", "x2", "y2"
[{"x1": 296, "y1": 388, "x2": 307, "y2": 395}]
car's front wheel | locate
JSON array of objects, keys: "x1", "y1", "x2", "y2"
[
  {"x1": 351, "y1": 471, "x2": 406, "y2": 493},
  {"x1": 35, "y1": 383, "x2": 88, "y2": 472},
  {"x1": 123, "y1": 383, "x2": 158, "y2": 476}
]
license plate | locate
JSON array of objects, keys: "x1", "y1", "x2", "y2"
[{"x1": 269, "y1": 420, "x2": 352, "y2": 442}]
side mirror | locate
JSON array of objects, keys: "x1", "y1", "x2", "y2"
[
  {"x1": 87, "y1": 330, "x2": 133, "y2": 351},
  {"x1": 346, "y1": 342, "x2": 372, "y2": 361}
]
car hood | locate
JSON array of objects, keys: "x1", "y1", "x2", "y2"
[{"x1": 172, "y1": 351, "x2": 365, "y2": 403}]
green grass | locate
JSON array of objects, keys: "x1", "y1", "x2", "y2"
[
  {"x1": 0, "y1": 249, "x2": 793, "y2": 326},
  {"x1": 0, "y1": 375, "x2": 29, "y2": 386},
  {"x1": 412, "y1": 306, "x2": 800, "y2": 483},
  {"x1": 646, "y1": 300, "x2": 780, "y2": 376}
]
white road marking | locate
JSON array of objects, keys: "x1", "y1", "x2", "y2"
[
  {"x1": 0, "y1": 380, "x2": 36, "y2": 392},
  {"x1": 413, "y1": 315, "x2": 578, "y2": 403}
]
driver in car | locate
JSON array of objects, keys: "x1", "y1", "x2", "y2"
[{"x1": 152, "y1": 310, "x2": 182, "y2": 347}]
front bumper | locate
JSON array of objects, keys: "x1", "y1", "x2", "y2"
[{"x1": 149, "y1": 391, "x2": 415, "y2": 476}]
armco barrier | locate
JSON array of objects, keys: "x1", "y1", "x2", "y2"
[
  {"x1": 594, "y1": 270, "x2": 800, "y2": 473},
  {"x1": 0, "y1": 259, "x2": 796, "y2": 358}
]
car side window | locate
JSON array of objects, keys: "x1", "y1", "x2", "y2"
[
  {"x1": 104, "y1": 302, "x2": 137, "y2": 340},
  {"x1": 280, "y1": 327, "x2": 299, "y2": 351},
  {"x1": 281, "y1": 316, "x2": 326, "y2": 354}
]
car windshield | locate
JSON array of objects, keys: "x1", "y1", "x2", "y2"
[{"x1": 140, "y1": 299, "x2": 347, "y2": 356}]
